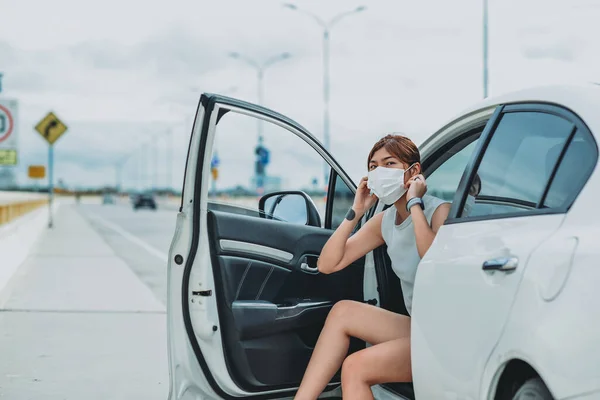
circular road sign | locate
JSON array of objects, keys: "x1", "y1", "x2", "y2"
[{"x1": 0, "y1": 104, "x2": 14, "y2": 143}]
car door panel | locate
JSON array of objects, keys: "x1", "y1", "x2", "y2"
[
  {"x1": 412, "y1": 214, "x2": 564, "y2": 398},
  {"x1": 411, "y1": 104, "x2": 588, "y2": 399},
  {"x1": 205, "y1": 197, "x2": 364, "y2": 391},
  {"x1": 170, "y1": 94, "x2": 369, "y2": 399}
]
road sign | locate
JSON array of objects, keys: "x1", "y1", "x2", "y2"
[
  {"x1": 35, "y1": 112, "x2": 68, "y2": 145},
  {"x1": 0, "y1": 149, "x2": 17, "y2": 165},
  {"x1": 211, "y1": 153, "x2": 220, "y2": 169},
  {"x1": 256, "y1": 145, "x2": 270, "y2": 166},
  {"x1": 28, "y1": 165, "x2": 46, "y2": 179},
  {"x1": 211, "y1": 167, "x2": 218, "y2": 180},
  {"x1": 0, "y1": 98, "x2": 18, "y2": 166},
  {"x1": 34, "y1": 111, "x2": 68, "y2": 229}
]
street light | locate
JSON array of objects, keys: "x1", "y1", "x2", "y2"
[
  {"x1": 228, "y1": 51, "x2": 291, "y2": 140},
  {"x1": 283, "y1": 3, "x2": 366, "y2": 187},
  {"x1": 483, "y1": 0, "x2": 489, "y2": 98},
  {"x1": 115, "y1": 154, "x2": 131, "y2": 192}
]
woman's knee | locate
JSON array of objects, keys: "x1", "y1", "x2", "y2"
[
  {"x1": 341, "y1": 352, "x2": 366, "y2": 383},
  {"x1": 326, "y1": 300, "x2": 359, "y2": 329}
]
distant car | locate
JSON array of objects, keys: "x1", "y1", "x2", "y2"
[
  {"x1": 133, "y1": 193, "x2": 157, "y2": 210},
  {"x1": 102, "y1": 194, "x2": 115, "y2": 205}
]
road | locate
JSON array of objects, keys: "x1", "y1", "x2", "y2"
[
  {"x1": 82, "y1": 203, "x2": 177, "y2": 306},
  {"x1": 0, "y1": 201, "x2": 178, "y2": 400}
]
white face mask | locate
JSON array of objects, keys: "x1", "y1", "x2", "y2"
[
  {"x1": 367, "y1": 164, "x2": 415, "y2": 205},
  {"x1": 463, "y1": 194, "x2": 476, "y2": 216}
]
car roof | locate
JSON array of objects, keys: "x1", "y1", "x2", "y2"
[
  {"x1": 457, "y1": 83, "x2": 600, "y2": 137},
  {"x1": 419, "y1": 83, "x2": 600, "y2": 156}
]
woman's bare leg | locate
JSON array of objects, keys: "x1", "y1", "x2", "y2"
[
  {"x1": 294, "y1": 300, "x2": 411, "y2": 400},
  {"x1": 341, "y1": 338, "x2": 412, "y2": 400}
]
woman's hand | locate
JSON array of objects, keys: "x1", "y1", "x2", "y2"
[
  {"x1": 353, "y1": 176, "x2": 378, "y2": 215},
  {"x1": 406, "y1": 174, "x2": 427, "y2": 201}
]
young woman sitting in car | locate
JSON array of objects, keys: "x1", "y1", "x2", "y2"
[{"x1": 294, "y1": 134, "x2": 452, "y2": 400}]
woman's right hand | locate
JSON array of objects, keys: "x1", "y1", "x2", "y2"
[{"x1": 353, "y1": 176, "x2": 378, "y2": 215}]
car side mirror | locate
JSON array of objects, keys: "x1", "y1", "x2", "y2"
[{"x1": 259, "y1": 191, "x2": 321, "y2": 227}]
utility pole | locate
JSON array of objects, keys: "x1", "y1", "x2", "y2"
[
  {"x1": 229, "y1": 51, "x2": 291, "y2": 194},
  {"x1": 166, "y1": 129, "x2": 173, "y2": 193},
  {"x1": 283, "y1": 3, "x2": 366, "y2": 188},
  {"x1": 483, "y1": 0, "x2": 489, "y2": 98}
]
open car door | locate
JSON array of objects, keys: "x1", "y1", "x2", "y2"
[{"x1": 167, "y1": 94, "x2": 367, "y2": 399}]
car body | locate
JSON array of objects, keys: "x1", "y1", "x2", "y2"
[
  {"x1": 133, "y1": 193, "x2": 157, "y2": 210},
  {"x1": 166, "y1": 84, "x2": 600, "y2": 400},
  {"x1": 102, "y1": 193, "x2": 116, "y2": 205}
]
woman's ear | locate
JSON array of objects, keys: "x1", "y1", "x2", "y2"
[{"x1": 412, "y1": 163, "x2": 422, "y2": 176}]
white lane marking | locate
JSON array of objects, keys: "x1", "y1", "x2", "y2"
[{"x1": 89, "y1": 215, "x2": 169, "y2": 262}]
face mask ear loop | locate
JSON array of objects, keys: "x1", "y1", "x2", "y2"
[{"x1": 404, "y1": 162, "x2": 417, "y2": 177}]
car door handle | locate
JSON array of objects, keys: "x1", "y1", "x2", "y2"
[
  {"x1": 300, "y1": 262, "x2": 319, "y2": 274},
  {"x1": 482, "y1": 256, "x2": 518, "y2": 272},
  {"x1": 299, "y1": 255, "x2": 319, "y2": 274}
]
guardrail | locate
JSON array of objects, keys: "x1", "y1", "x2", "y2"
[{"x1": 0, "y1": 199, "x2": 48, "y2": 226}]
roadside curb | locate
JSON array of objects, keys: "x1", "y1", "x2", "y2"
[{"x1": 0, "y1": 201, "x2": 61, "y2": 300}]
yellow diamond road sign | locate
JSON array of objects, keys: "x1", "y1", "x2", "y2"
[{"x1": 35, "y1": 112, "x2": 68, "y2": 145}]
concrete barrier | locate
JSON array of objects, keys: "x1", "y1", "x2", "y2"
[
  {"x1": 0, "y1": 199, "x2": 48, "y2": 225},
  {"x1": 0, "y1": 200, "x2": 59, "y2": 299}
]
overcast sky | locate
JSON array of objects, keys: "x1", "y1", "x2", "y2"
[{"x1": 1, "y1": 0, "x2": 599, "y2": 190}]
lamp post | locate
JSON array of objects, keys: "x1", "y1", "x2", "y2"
[
  {"x1": 166, "y1": 128, "x2": 173, "y2": 193},
  {"x1": 483, "y1": 0, "x2": 489, "y2": 98},
  {"x1": 283, "y1": 3, "x2": 366, "y2": 187},
  {"x1": 229, "y1": 52, "x2": 291, "y2": 195},
  {"x1": 115, "y1": 155, "x2": 130, "y2": 193},
  {"x1": 143, "y1": 130, "x2": 173, "y2": 193},
  {"x1": 228, "y1": 52, "x2": 291, "y2": 140}
]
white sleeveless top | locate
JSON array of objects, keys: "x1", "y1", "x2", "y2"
[{"x1": 380, "y1": 194, "x2": 448, "y2": 316}]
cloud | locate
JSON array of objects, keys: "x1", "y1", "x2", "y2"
[
  {"x1": 0, "y1": 41, "x2": 18, "y2": 66},
  {"x1": 522, "y1": 43, "x2": 577, "y2": 62},
  {"x1": 1, "y1": 0, "x2": 599, "y2": 190},
  {"x1": 69, "y1": 27, "x2": 225, "y2": 78},
  {"x1": 521, "y1": 37, "x2": 582, "y2": 62}
]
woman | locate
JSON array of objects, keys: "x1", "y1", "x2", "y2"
[{"x1": 295, "y1": 134, "x2": 451, "y2": 400}]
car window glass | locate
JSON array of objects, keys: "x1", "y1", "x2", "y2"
[
  {"x1": 462, "y1": 111, "x2": 573, "y2": 218},
  {"x1": 208, "y1": 110, "x2": 326, "y2": 225},
  {"x1": 543, "y1": 130, "x2": 597, "y2": 208},
  {"x1": 426, "y1": 139, "x2": 479, "y2": 202},
  {"x1": 330, "y1": 173, "x2": 355, "y2": 230}
]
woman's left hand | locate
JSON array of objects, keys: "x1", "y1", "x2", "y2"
[{"x1": 406, "y1": 174, "x2": 427, "y2": 201}]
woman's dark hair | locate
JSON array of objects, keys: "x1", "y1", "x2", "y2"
[{"x1": 367, "y1": 134, "x2": 420, "y2": 168}]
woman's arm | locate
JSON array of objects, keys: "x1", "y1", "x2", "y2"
[
  {"x1": 410, "y1": 203, "x2": 451, "y2": 258},
  {"x1": 318, "y1": 175, "x2": 384, "y2": 274},
  {"x1": 318, "y1": 211, "x2": 385, "y2": 274},
  {"x1": 406, "y1": 173, "x2": 451, "y2": 258}
]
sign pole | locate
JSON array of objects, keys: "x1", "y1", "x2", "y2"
[
  {"x1": 34, "y1": 111, "x2": 68, "y2": 227},
  {"x1": 48, "y1": 144, "x2": 54, "y2": 228}
]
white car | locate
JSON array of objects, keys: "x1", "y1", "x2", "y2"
[{"x1": 166, "y1": 84, "x2": 600, "y2": 400}]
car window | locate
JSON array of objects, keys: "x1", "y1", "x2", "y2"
[
  {"x1": 208, "y1": 110, "x2": 327, "y2": 225},
  {"x1": 329, "y1": 173, "x2": 355, "y2": 230},
  {"x1": 461, "y1": 111, "x2": 574, "y2": 218},
  {"x1": 426, "y1": 139, "x2": 479, "y2": 202},
  {"x1": 543, "y1": 130, "x2": 597, "y2": 208}
]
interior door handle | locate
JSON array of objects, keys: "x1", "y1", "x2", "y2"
[
  {"x1": 482, "y1": 256, "x2": 518, "y2": 272},
  {"x1": 300, "y1": 262, "x2": 319, "y2": 274}
]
